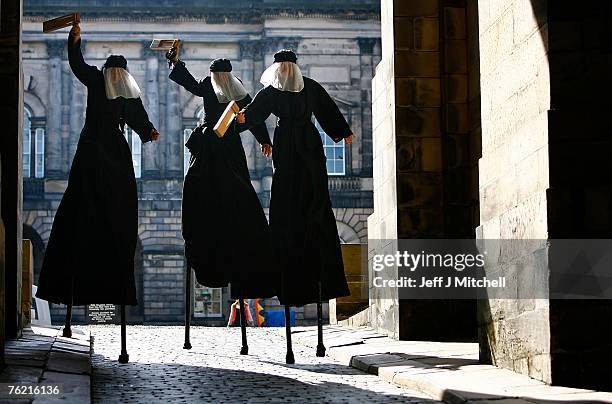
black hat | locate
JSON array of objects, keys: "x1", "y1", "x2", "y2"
[
  {"x1": 274, "y1": 49, "x2": 297, "y2": 63},
  {"x1": 210, "y1": 58, "x2": 232, "y2": 72},
  {"x1": 104, "y1": 55, "x2": 127, "y2": 69}
]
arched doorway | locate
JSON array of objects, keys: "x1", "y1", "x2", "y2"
[{"x1": 22, "y1": 224, "x2": 45, "y2": 286}]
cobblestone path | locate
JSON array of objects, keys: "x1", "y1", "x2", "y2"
[{"x1": 89, "y1": 325, "x2": 441, "y2": 403}]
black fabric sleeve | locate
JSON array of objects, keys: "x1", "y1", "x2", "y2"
[
  {"x1": 311, "y1": 80, "x2": 352, "y2": 143},
  {"x1": 67, "y1": 37, "x2": 99, "y2": 86},
  {"x1": 249, "y1": 123, "x2": 272, "y2": 146},
  {"x1": 168, "y1": 61, "x2": 207, "y2": 96},
  {"x1": 242, "y1": 87, "x2": 274, "y2": 127},
  {"x1": 236, "y1": 93, "x2": 272, "y2": 145},
  {"x1": 124, "y1": 98, "x2": 155, "y2": 143}
]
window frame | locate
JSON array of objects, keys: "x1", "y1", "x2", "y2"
[
  {"x1": 23, "y1": 107, "x2": 46, "y2": 179},
  {"x1": 193, "y1": 281, "x2": 224, "y2": 318},
  {"x1": 315, "y1": 119, "x2": 347, "y2": 176},
  {"x1": 23, "y1": 109, "x2": 32, "y2": 178},
  {"x1": 123, "y1": 126, "x2": 142, "y2": 178}
]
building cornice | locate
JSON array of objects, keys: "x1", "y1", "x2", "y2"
[{"x1": 24, "y1": 2, "x2": 380, "y2": 23}]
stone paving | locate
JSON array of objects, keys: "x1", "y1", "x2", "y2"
[
  {"x1": 0, "y1": 325, "x2": 91, "y2": 403},
  {"x1": 87, "y1": 325, "x2": 441, "y2": 404},
  {"x1": 292, "y1": 326, "x2": 612, "y2": 404}
]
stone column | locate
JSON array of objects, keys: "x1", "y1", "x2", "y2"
[
  {"x1": 239, "y1": 40, "x2": 258, "y2": 176},
  {"x1": 165, "y1": 71, "x2": 182, "y2": 179},
  {"x1": 45, "y1": 40, "x2": 64, "y2": 179},
  {"x1": 141, "y1": 43, "x2": 161, "y2": 179},
  {"x1": 68, "y1": 51, "x2": 84, "y2": 169},
  {"x1": 157, "y1": 53, "x2": 167, "y2": 176},
  {"x1": 368, "y1": 0, "x2": 478, "y2": 342},
  {"x1": 61, "y1": 59, "x2": 71, "y2": 177},
  {"x1": 357, "y1": 37, "x2": 378, "y2": 177}
]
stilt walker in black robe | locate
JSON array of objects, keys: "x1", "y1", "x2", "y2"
[
  {"x1": 36, "y1": 23, "x2": 159, "y2": 363},
  {"x1": 165, "y1": 49, "x2": 276, "y2": 353},
  {"x1": 238, "y1": 49, "x2": 355, "y2": 363}
]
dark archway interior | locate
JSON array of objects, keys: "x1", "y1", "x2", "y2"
[{"x1": 22, "y1": 225, "x2": 45, "y2": 286}]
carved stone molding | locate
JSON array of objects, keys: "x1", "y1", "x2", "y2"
[
  {"x1": 357, "y1": 37, "x2": 379, "y2": 55},
  {"x1": 239, "y1": 40, "x2": 265, "y2": 60},
  {"x1": 263, "y1": 37, "x2": 301, "y2": 55},
  {"x1": 46, "y1": 40, "x2": 66, "y2": 59}
]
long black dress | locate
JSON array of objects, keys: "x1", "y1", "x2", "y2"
[
  {"x1": 169, "y1": 62, "x2": 276, "y2": 298},
  {"x1": 36, "y1": 38, "x2": 154, "y2": 306},
  {"x1": 242, "y1": 77, "x2": 352, "y2": 306}
]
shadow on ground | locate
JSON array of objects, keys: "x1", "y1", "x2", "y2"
[{"x1": 91, "y1": 353, "x2": 434, "y2": 403}]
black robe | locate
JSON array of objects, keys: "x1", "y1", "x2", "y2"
[
  {"x1": 36, "y1": 38, "x2": 154, "y2": 306},
  {"x1": 242, "y1": 77, "x2": 352, "y2": 306},
  {"x1": 169, "y1": 61, "x2": 276, "y2": 298}
]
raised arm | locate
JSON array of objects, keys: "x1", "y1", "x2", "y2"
[
  {"x1": 311, "y1": 80, "x2": 353, "y2": 144},
  {"x1": 123, "y1": 98, "x2": 158, "y2": 143},
  {"x1": 67, "y1": 24, "x2": 99, "y2": 86},
  {"x1": 168, "y1": 61, "x2": 207, "y2": 97}
]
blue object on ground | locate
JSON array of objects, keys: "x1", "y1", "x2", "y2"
[{"x1": 264, "y1": 309, "x2": 295, "y2": 327}]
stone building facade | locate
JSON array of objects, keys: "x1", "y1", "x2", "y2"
[{"x1": 21, "y1": 0, "x2": 380, "y2": 325}]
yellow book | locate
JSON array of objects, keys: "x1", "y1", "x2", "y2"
[{"x1": 214, "y1": 101, "x2": 240, "y2": 138}]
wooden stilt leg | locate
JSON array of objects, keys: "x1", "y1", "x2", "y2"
[
  {"x1": 184, "y1": 267, "x2": 192, "y2": 350},
  {"x1": 118, "y1": 305, "x2": 129, "y2": 363},
  {"x1": 62, "y1": 304, "x2": 72, "y2": 338},
  {"x1": 285, "y1": 306, "x2": 295, "y2": 364},
  {"x1": 239, "y1": 298, "x2": 248, "y2": 355},
  {"x1": 316, "y1": 282, "x2": 326, "y2": 357}
]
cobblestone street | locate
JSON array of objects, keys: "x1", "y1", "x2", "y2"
[{"x1": 88, "y1": 326, "x2": 440, "y2": 403}]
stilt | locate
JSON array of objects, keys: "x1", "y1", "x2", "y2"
[
  {"x1": 239, "y1": 298, "x2": 248, "y2": 355},
  {"x1": 62, "y1": 303, "x2": 72, "y2": 338},
  {"x1": 316, "y1": 282, "x2": 326, "y2": 357},
  {"x1": 183, "y1": 267, "x2": 192, "y2": 350},
  {"x1": 118, "y1": 304, "x2": 129, "y2": 363},
  {"x1": 285, "y1": 306, "x2": 295, "y2": 364}
]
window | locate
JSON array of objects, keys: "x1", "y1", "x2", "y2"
[
  {"x1": 315, "y1": 119, "x2": 346, "y2": 176},
  {"x1": 35, "y1": 128, "x2": 45, "y2": 178},
  {"x1": 123, "y1": 127, "x2": 142, "y2": 178},
  {"x1": 193, "y1": 282, "x2": 223, "y2": 318},
  {"x1": 23, "y1": 107, "x2": 45, "y2": 178},
  {"x1": 183, "y1": 128, "x2": 191, "y2": 175},
  {"x1": 23, "y1": 110, "x2": 31, "y2": 178}
]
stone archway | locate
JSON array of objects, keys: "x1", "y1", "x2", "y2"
[
  {"x1": 22, "y1": 224, "x2": 45, "y2": 286},
  {"x1": 336, "y1": 221, "x2": 360, "y2": 244}
]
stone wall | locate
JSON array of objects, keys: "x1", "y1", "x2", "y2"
[
  {"x1": 476, "y1": 0, "x2": 552, "y2": 383},
  {"x1": 368, "y1": 0, "x2": 399, "y2": 339},
  {"x1": 369, "y1": 0, "x2": 478, "y2": 342},
  {"x1": 0, "y1": 0, "x2": 25, "y2": 341}
]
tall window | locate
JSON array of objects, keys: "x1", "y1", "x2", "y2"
[
  {"x1": 193, "y1": 282, "x2": 223, "y2": 318},
  {"x1": 23, "y1": 109, "x2": 31, "y2": 178},
  {"x1": 183, "y1": 128, "x2": 191, "y2": 175},
  {"x1": 315, "y1": 119, "x2": 346, "y2": 176},
  {"x1": 23, "y1": 107, "x2": 45, "y2": 178},
  {"x1": 123, "y1": 127, "x2": 142, "y2": 178},
  {"x1": 35, "y1": 128, "x2": 45, "y2": 178}
]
